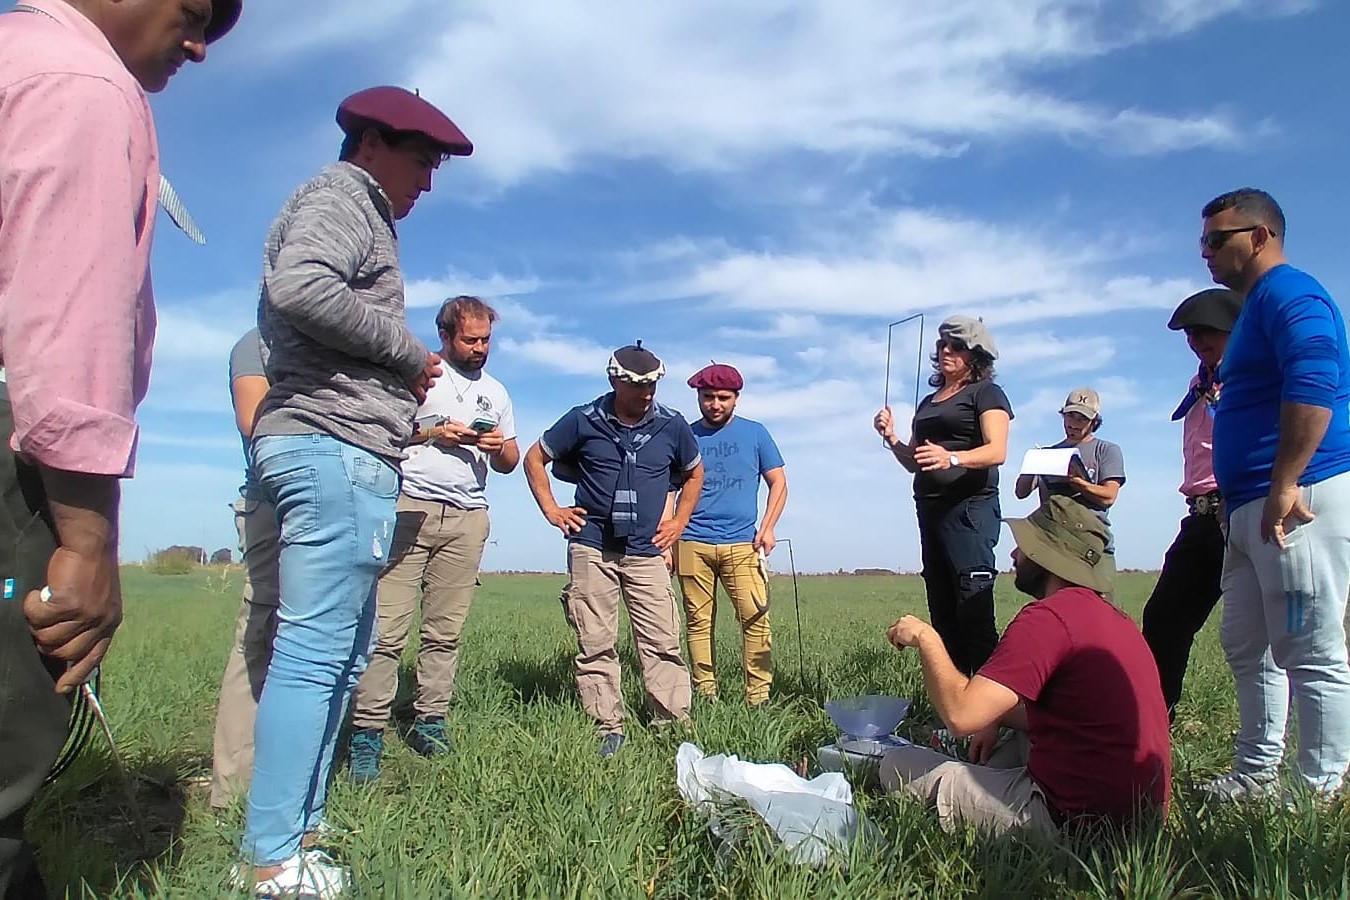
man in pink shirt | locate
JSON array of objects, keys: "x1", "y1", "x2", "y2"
[
  {"x1": 0, "y1": 1, "x2": 241, "y2": 896},
  {"x1": 1141, "y1": 288, "x2": 1244, "y2": 720}
]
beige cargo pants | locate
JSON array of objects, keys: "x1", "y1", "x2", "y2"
[
  {"x1": 562, "y1": 543, "x2": 692, "y2": 736},
  {"x1": 350, "y1": 496, "x2": 490, "y2": 729},
  {"x1": 675, "y1": 540, "x2": 772, "y2": 704},
  {"x1": 879, "y1": 730, "x2": 1058, "y2": 837},
  {"x1": 209, "y1": 492, "x2": 281, "y2": 810}
]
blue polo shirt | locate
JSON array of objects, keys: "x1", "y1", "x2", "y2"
[
  {"x1": 683, "y1": 416, "x2": 785, "y2": 544},
  {"x1": 541, "y1": 394, "x2": 701, "y2": 557},
  {"x1": 1214, "y1": 264, "x2": 1350, "y2": 512}
]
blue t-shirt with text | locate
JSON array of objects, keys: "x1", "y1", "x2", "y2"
[
  {"x1": 1214, "y1": 264, "x2": 1350, "y2": 511},
  {"x1": 683, "y1": 416, "x2": 785, "y2": 544}
]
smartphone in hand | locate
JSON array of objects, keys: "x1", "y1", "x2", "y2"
[{"x1": 469, "y1": 417, "x2": 496, "y2": 433}]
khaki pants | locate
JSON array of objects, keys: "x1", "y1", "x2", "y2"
[
  {"x1": 879, "y1": 731, "x2": 1058, "y2": 837},
  {"x1": 675, "y1": 540, "x2": 772, "y2": 703},
  {"x1": 210, "y1": 492, "x2": 282, "y2": 810},
  {"x1": 563, "y1": 543, "x2": 692, "y2": 736},
  {"x1": 350, "y1": 496, "x2": 490, "y2": 729}
]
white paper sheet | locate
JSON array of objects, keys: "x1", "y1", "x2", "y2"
[{"x1": 1019, "y1": 447, "x2": 1082, "y2": 477}]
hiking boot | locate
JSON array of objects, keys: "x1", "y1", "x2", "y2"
[
  {"x1": 599, "y1": 732, "x2": 626, "y2": 758},
  {"x1": 347, "y1": 728, "x2": 384, "y2": 783},
  {"x1": 230, "y1": 849, "x2": 350, "y2": 899},
  {"x1": 406, "y1": 717, "x2": 452, "y2": 757},
  {"x1": 1198, "y1": 769, "x2": 1279, "y2": 801}
]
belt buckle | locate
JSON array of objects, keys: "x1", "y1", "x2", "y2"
[{"x1": 1193, "y1": 493, "x2": 1217, "y2": 516}]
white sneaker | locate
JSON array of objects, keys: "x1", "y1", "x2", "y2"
[
  {"x1": 230, "y1": 849, "x2": 350, "y2": 898},
  {"x1": 1198, "y1": 770, "x2": 1279, "y2": 801}
]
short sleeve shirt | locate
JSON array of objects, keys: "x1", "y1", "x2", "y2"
[
  {"x1": 683, "y1": 416, "x2": 785, "y2": 544},
  {"x1": 541, "y1": 396, "x2": 701, "y2": 557},
  {"x1": 911, "y1": 380, "x2": 1014, "y2": 501},
  {"x1": 977, "y1": 588, "x2": 1172, "y2": 825},
  {"x1": 1036, "y1": 436, "x2": 1126, "y2": 548},
  {"x1": 401, "y1": 368, "x2": 515, "y2": 510},
  {"x1": 229, "y1": 328, "x2": 267, "y2": 488}
]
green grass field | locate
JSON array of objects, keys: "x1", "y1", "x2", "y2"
[{"x1": 25, "y1": 568, "x2": 1350, "y2": 898}]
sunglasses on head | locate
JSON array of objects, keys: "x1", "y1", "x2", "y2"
[{"x1": 1200, "y1": 225, "x2": 1272, "y2": 251}]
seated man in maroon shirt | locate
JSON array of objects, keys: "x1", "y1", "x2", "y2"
[{"x1": 879, "y1": 495, "x2": 1171, "y2": 836}]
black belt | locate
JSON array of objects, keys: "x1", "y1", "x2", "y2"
[{"x1": 1187, "y1": 490, "x2": 1222, "y2": 517}]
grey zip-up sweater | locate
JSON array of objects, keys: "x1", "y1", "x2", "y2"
[{"x1": 253, "y1": 162, "x2": 428, "y2": 463}]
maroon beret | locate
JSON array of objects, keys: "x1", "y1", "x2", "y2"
[
  {"x1": 336, "y1": 86, "x2": 473, "y2": 157},
  {"x1": 688, "y1": 363, "x2": 744, "y2": 392},
  {"x1": 205, "y1": 0, "x2": 242, "y2": 43}
]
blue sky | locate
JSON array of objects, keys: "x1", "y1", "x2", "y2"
[{"x1": 18, "y1": 0, "x2": 1349, "y2": 573}]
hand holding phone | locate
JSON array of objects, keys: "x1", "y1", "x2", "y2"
[{"x1": 469, "y1": 417, "x2": 496, "y2": 433}]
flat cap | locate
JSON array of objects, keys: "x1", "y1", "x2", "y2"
[
  {"x1": 205, "y1": 0, "x2": 242, "y2": 44},
  {"x1": 939, "y1": 315, "x2": 998, "y2": 360},
  {"x1": 688, "y1": 363, "x2": 744, "y2": 392},
  {"x1": 1168, "y1": 288, "x2": 1244, "y2": 334},
  {"x1": 337, "y1": 86, "x2": 473, "y2": 157}
]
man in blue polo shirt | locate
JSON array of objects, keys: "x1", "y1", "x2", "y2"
[
  {"x1": 1199, "y1": 187, "x2": 1350, "y2": 800},
  {"x1": 523, "y1": 342, "x2": 705, "y2": 757},
  {"x1": 676, "y1": 363, "x2": 787, "y2": 705}
]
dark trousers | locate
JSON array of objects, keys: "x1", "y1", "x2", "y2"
[
  {"x1": 916, "y1": 493, "x2": 1001, "y2": 675},
  {"x1": 1140, "y1": 511, "x2": 1225, "y2": 715},
  {"x1": 0, "y1": 396, "x2": 69, "y2": 900}
]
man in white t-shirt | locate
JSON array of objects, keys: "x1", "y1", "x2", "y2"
[{"x1": 347, "y1": 295, "x2": 518, "y2": 780}]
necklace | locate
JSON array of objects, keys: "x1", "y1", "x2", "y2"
[
  {"x1": 445, "y1": 366, "x2": 477, "y2": 403},
  {"x1": 13, "y1": 5, "x2": 57, "y2": 21}
]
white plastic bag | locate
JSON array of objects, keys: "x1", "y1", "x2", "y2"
[{"x1": 675, "y1": 742, "x2": 870, "y2": 867}]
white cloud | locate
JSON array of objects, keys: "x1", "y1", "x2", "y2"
[{"x1": 379, "y1": 0, "x2": 1313, "y2": 185}]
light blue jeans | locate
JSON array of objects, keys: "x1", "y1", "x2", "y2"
[
  {"x1": 241, "y1": 434, "x2": 400, "y2": 865},
  {"x1": 1220, "y1": 470, "x2": 1350, "y2": 794}
]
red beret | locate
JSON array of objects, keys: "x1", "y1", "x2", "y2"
[
  {"x1": 206, "y1": 0, "x2": 242, "y2": 43},
  {"x1": 336, "y1": 86, "x2": 473, "y2": 157},
  {"x1": 688, "y1": 363, "x2": 743, "y2": 392}
]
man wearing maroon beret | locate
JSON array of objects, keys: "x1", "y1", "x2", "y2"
[
  {"x1": 674, "y1": 364, "x2": 787, "y2": 705},
  {"x1": 231, "y1": 86, "x2": 470, "y2": 897}
]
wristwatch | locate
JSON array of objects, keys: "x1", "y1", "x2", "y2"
[{"x1": 948, "y1": 454, "x2": 961, "y2": 469}]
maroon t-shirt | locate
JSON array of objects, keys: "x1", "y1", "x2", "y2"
[{"x1": 977, "y1": 587, "x2": 1172, "y2": 825}]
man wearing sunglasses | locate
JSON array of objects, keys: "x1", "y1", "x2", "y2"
[{"x1": 1198, "y1": 188, "x2": 1350, "y2": 802}]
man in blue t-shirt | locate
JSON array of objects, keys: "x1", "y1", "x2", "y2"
[
  {"x1": 1199, "y1": 187, "x2": 1350, "y2": 801},
  {"x1": 523, "y1": 342, "x2": 704, "y2": 757},
  {"x1": 674, "y1": 364, "x2": 787, "y2": 705}
]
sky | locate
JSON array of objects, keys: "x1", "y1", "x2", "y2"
[{"x1": 13, "y1": 0, "x2": 1349, "y2": 574}]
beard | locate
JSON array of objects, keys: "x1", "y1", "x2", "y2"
[
  {"x1": 452, "y1": 352, "x2": 487, "y2": 371},
  {"x1": 1013, "y1": 556, "x2": 1053, "y2": 600}
]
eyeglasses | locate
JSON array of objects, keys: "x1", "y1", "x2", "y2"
[{"x1": 1200, "y1": 225, "x2": 1268, "y2": 251}]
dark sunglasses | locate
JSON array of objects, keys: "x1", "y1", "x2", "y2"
[
  {"x1": 1200, "y1": 225, "x2": 1268, "y2": 251},
  {"x1": 937, "y1": 338, "x2": 968, "y2": 352}
]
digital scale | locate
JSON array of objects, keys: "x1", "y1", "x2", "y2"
[
  {"x1": 816, "y1": 734, "x2": 911, "y2": 787},
  {"x1": 816, "y1": 694, "x2": 913, "y2": 788}
]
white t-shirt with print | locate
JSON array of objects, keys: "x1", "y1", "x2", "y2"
[{"x1": 402, "y1": 367, "x2": 516, "y2": 509}]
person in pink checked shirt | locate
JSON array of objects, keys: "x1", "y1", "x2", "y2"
[
  {"x1": 1140, "y1": 288, "x2": 1244, "y2": 723},
  {"x1": 0, "y1": 1, "x2": 241, "y2": 897}
]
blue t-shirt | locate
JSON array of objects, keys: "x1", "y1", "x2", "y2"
[
  {"x1": 541, "y1": 395, "x2": 701, "y2": 557},
  {"x1": 683, "y1": 416, "x2": 785, "y2": 544},
  {"x1": 1214, "y1": 264, "x2": 1350, "y2": 511}
]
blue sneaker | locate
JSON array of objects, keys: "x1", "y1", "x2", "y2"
[
  {"x1": 599, "y1": 732, "x2": 626, "y2": 758},
  {"x1": 406, "y1": 717, "x2": 452, "y2": 757},
  {"x1": 347, "y1": 728, "x2": 384, "y2": 783}
]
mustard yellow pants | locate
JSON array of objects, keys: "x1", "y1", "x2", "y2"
[{"x1": 675, "y1": 540, "x2": 772, "y2": 704}]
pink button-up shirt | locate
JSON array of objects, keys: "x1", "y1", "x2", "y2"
[
  {"x1": 0, "y1": 0, "x2": 159, "y2": 477},
  {"x1": 1179, "y1": 373, "x2": 1218, "y2": 497}
]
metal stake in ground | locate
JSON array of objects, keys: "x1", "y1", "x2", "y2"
[
  {"x1": 763, "y1": 538, "x2": 806, "y2": 688},
  {"x1": 882, "y1": 313, "x2": 925, "y2": 444}
]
